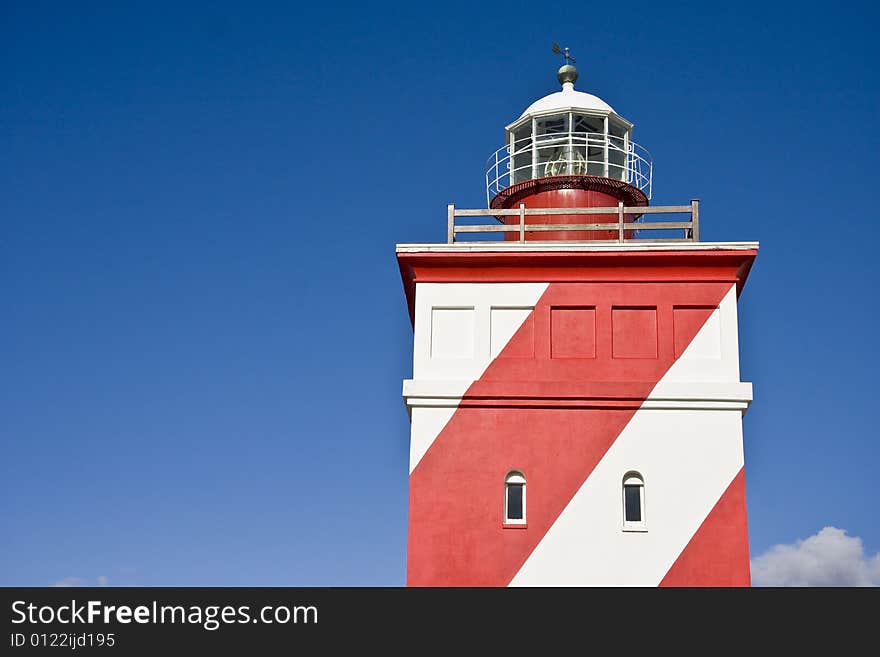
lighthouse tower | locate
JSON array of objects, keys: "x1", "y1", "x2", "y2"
[{"x1": 397, "y1": 50, "x2": 758, "y2": 586}]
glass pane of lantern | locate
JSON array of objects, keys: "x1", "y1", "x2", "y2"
[
  {"x1": 609, "y1": 117, "x2": 627, "y2": 137},
  {"x1": 571, "y1": 114, "x2": 600, "y2": 173},
  {"x1": 608, "y1": 135, "x2": 626, "y2": 181},
  {"x1": 587, "y1": 141, "x2": 604, "y2": 176},
  {"x1": 535, "y1": 114, "x2": 568, "y2": 177},
  {"x1": 573, "y1": 113, "x2": 604, "y2": 135},
  {"x1": 536, "y1": 114, "x2": 568, "y2": 135},
  {"x1": 512, "y1": 124, "x2": 533, "y2": 184}
]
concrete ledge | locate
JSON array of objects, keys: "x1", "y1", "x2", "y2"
[{"x1": 402, "y1": 379, "x2": 753, "y2": 413}]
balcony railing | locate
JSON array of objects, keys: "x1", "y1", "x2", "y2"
[
  {"x1": 446, "y1": 201, "x2": 700, "y2": 244},
  {"x1": 485, "y1": 132, "x2": 653, "y2": 205}
]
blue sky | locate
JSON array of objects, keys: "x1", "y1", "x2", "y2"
[{"x1": 2, "y1": 0, "x2": 878, "y2": 586}]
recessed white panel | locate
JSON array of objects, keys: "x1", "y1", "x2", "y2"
[{"x1": 431, "y1": 307, "x2": 474, "y2": 359}]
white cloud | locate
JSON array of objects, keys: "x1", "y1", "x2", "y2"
[
  {"x1": 52, "y1": 575, "x2": 109, "y2": 587},
  {"x1": 52, "y1": 577, "x2": 85, "y2": 588},
  {"x1": 751, "y1": 526, "x2": 880, "y2": 587}
]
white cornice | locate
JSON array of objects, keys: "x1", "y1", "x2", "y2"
[{"x1": 402, "y1": 379, "x2": 753, "y2": 413}]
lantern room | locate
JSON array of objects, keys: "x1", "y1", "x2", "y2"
[{"x1": 485, "y1": 57, "x2": 653, "y2": 240}]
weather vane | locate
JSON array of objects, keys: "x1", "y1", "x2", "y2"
[{"x1": 552, "y1": 42, "x2": 576, "y2": 66}]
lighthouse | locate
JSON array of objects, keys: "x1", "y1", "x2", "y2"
[{"x1": 397, "y1": 49, "x2": 758, "y2": 586}]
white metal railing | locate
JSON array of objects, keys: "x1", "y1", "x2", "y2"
[
  {"x1": 485, "y1": 132, "x2": 653, "y2": 205},
  {"x1": 446, "y1": 201, "x2": 699, "y2": 244}
]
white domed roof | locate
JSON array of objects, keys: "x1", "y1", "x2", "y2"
[{"x1": 519, "y1": 82, "x2": 615, "y2": 118}]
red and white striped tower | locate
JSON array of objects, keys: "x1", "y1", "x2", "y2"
[{"x1": 397, "y1": 52, "x2": 758, "y2": 586}]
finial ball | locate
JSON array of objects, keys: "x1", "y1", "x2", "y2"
[{"x1": 557, "y1": 64, "x2": 578, "y2": 86}]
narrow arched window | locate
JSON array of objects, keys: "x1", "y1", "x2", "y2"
[
  {"x1": 622, "y1": 472, "x2": 646, "y2": 531},
  {"x1": 504, "y1": 471, "x2": 526, "y2": 525}
]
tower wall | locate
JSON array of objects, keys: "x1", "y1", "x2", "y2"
[{"x1": 399, "y1": 248, "x2": 756, "y2": 586}]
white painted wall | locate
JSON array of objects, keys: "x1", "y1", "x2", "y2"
[{"x1": 413, "y1": 283, "x2": 549, "y2": 381}]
